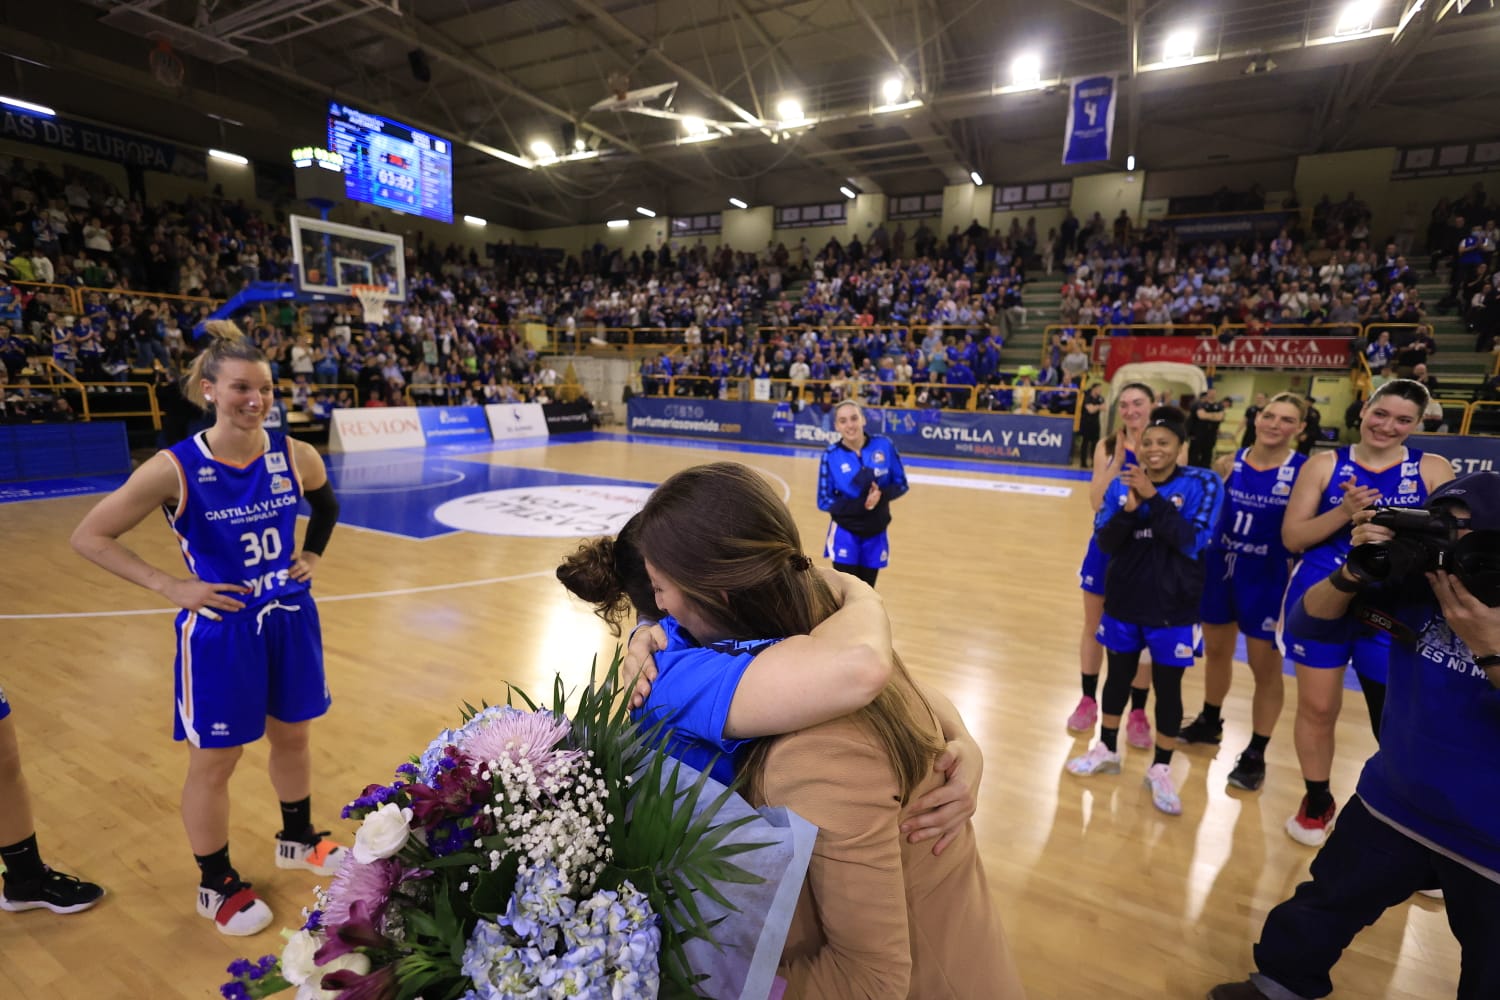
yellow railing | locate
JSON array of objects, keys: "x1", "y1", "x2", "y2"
[
  {"x1": 1461, "y1": 400, "x2": 1500, "y2": 436},
  {"x1": 78, "y1": 381, "x2": 163, "y2": 429}
]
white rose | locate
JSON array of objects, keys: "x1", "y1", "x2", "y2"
[
  {"x1": 280, "y1": 929, "x2": 322, "y2": 986},
  {"x1": 293, "y1": 951, "x2": 371, "y2": 1000},
  {"x1": 353, "y1": 802, "x2": 412, "y2": 863}
]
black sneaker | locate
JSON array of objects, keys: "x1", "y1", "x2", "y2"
[
  {"x1": 1178, "y1": 713, "x2": 1223, "y2": 745},
  {"x1": 0, "y1": 867, "x2": 105, "y2": 915},
  {"x1": 1227, "y1": 750, "x2": 1267, "y2": 792}
]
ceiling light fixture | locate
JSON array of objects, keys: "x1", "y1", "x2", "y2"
[
  {"x1": 839, "y1": 185, "x2": 857, "y2": 199},
  {"x1": 529, "y1": 139, "x2": 556, "y2": 161},
  {"x1": 606, "y1": 219, "x2": 629, "y2": 229},
  {"x1": 776, "y1": 98, "x2": 805, "y2": 126},
  {"x1": 1163, "y1": 28, "x2": 1197, "y2": 62},
  {"x1": 1126, "y1": 154, "x2": 1136, "y2": 171},
  {"x1": 1334, "y1": 0, "x2": 1378, "y2": 35},
  {"x1": 1011, "y1": 52, "x2": 1043, "y2": 90},
  {"x1": 970, "y1": 170, "x2": 984, "y2": 186},
  {"x1": 463, "y1": 215, "x2": 487, "y2": 226},
  {"x1": 208, "y1": 149, "x2": 249, "y2": 166},
  {"x1": 636, "y1": 206, "x2": 656, "y2": 217},
  {"x1": 0, "y1": 95, "x2": 55, "y2": 117},
  {"x1": 881, "y1": 76, "x2": 904, "y2": 105},
  {"x1": 728, "y1": 197, "x2": 748, "y2": 209}
]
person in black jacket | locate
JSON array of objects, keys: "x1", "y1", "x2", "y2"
[{"x1": 1066, "y1": 407, "x2": 1224, "y2": 815}]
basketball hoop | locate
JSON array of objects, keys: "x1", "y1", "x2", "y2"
[
  {"x1": 350, "y1": 284, "x2": 389, "y2": 326},
  {"x1": 149, "y1": 40, "x2": 185, "y2": 89}
]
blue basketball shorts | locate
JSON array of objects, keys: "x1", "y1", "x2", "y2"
[
  {"x1": 173, "y1": 597, "x2": 330, "y2": 748},
  {"x1": 1079, "y1": 536, "x2": 1109, "y2": 595},
  {"x1": 1278, "y1": 560, "x2": 1391, "y2": 683},
  {"x1": 0, "y1": 682, "x2": 10, "y2": 722},
  {"x1": 1200, "y1": 549, "x2": 1291, "y2": 641},
  {"x1": 824, "y1": 523, "x2": 890, "y2": 569},
  {"x1": 1097, "y1": 614, "x2": 1202, "y2": 668}
]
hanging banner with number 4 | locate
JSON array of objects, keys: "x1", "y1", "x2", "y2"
[{"x1": 1063, "y1": 75, "x2": 1116, "y2": 164}]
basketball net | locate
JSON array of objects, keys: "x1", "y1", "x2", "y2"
[{"x1": 350, "y1": 284, "x2": 389, "y2": 326}]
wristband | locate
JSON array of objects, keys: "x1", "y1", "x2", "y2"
[
  {"x1": 1326, "y1": 567, "x2": 1366, "y2": 594},
  {"x1": 1475, "y1": 653, "x2": 1500, "y2": 670}
]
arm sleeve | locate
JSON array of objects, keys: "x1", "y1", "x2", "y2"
[
  {"x1": 763, "y1": 728, "x2": 913, "y2": 999},
  {"x1": 882, "y1": 441, "x2": 910, "y2": 502},
  {"x1": 301, "y1": 481, "x2": 340, "y2": 556}
]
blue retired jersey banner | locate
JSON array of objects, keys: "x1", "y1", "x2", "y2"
[
  {"x1": 418, "y1": 406, "x2": 490, "y2": 443},
  {"x1": 627, "y1": 398, "x2": 1071, "y2": 465},
  {"x1": 1063, "y1": 75, "x2": 1116, "y2": 165},
  {"x1": 1409, "y1": 435, "x2": 1498, "y2": 477}
]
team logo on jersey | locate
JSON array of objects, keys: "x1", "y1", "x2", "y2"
[
  {"x1": 265, "y1": 451, "x2": 288, "y2": 473},
  {"x1": 1173, "y1": 643, "x2": 1194, "y2": 659},
  {"x1": 1277, "y1": 464, "x2": 1297, "y2": 481},
  {"x1": 1170, "y1": 495, "x2": 1184, "y2": 508},
  {"x1": 270, "y1": 474, "x2": 293, "y2": 495},
  {"x1": 840, "y1": 462, "x2": 852, "y2": 473},
  {"x1": 1399, "y1": 478, "x2": 1418, "y2": 494},
  {"x1": 196, "y1": 465, "x2": 217, "y2": 482},
  {"x1": 1401, "y1": 461, "x2": 1419, "y2": 478},
  {"x1": 210, "y1": 721, "x2": 230, "y2": 737},
  {"x1": 873, "y1": 451, "x2": 885, "y2": 463},
  {"x1": 1272, "y1": 482, "x2": 1292, "y2": 496}
]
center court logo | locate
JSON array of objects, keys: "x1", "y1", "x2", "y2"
[{"x1": 433, "y1": 485, "x2": 655, "y2": 537}]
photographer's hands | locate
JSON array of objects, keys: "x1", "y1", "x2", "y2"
[{"x1": 1429, "y1": 571, "x2": 1500, "y2": 688}]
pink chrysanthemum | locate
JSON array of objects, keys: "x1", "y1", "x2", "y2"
[
  {"x1": 459, "y1": 708, "x2": 582, "y2": 776},
  {"x1": 324, "y1": 855, "x2": 405, "y2": 930}
]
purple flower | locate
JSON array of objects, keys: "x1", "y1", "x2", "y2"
[
  {"x1": 315, "y1": 900, "x2": 390, "y2": 964},
  {"x1": 460, "y1": 708, "x2": 579, "y2": 777},
  {"x1": 219, "y1": 984, "x2": 250, "y2": 1000},
  {"x1": 321, "y1": 963, "x2": 398, "y2": 1000},
  {"x1": 341, "y1": 781, "x2": 407, "y2": 819},
  {"x1": 302, "y1": 908, "x2": 324, "y2": 932},
  {"x1": 324, "y1": 856, "x2": 405, "y2": 931}
]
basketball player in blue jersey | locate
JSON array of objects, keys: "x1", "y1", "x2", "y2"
[
  {"x1": 0, "y1": 689, "x2": 106, "y2": 914},
  {"x1": 1278, "y1": 379, "x2": 1452, "y2": 846},
  {"x1": 817, "y1": 400, "x2": 909, "y2": 588},
  {"x1": 1179, "y1": 393, "x2": 1309, "y2": 792},
  {"x1": 1070, "y1": 382, "x2": 1159, "y2": 748},
  {"x1": 71, "y1": 321, "x2": 346, "y2": 936},
  {"x1": 1067, "y1": 407, "x2": 1223, "y2": 814}
]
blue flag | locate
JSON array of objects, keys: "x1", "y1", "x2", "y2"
[{"x1": 1063, "y1": 75, "x2": 1116, "y2": 164}]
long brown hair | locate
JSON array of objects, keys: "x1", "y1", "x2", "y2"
[
  {"x1": 1104, "y1": 381, "x2": 1156, "y2": 459},
  {"x1": 184, "y1": 320, "x2": 268, "y2": 411},
  {"x1": 565, "y1": 462, "x2": 942, "y2": 802}
]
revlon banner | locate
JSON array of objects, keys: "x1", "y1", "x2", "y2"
[{"x1": 1093, "y1": 335, "x2": 1354, "y2": 378}]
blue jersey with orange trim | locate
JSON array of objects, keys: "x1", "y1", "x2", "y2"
[
  {"x1": 1211, "y1": 448, "x2": 1307, "y2": 560},
  {"x1": 1303, "y1": 445, "x2": 1429, "y2": 572},
  {"x1": 162, "y1": 430, "x2": 308, "y2": 611}
]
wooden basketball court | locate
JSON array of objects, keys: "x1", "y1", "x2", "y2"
[{"x1": 0, "y1": 435, "x2": 1460, "y2": 998}]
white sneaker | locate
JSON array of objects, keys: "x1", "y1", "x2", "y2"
[
  {"x1": 1144, "y1": 763, "x2": 1182, "y2": 815},
  {"x1": 275, "y1": 837, "x2": 347, "y2": 876},
  {"x1": 1066, "y1": 743, "x2": 1123, "y2": 776},
  {"x1": 197, "y1": 881, "x2": 273, "y2": 936}
]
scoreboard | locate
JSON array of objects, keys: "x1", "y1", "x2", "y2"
[{"x1": 328, "y1": 101, "x2": 454, "y2": 223}]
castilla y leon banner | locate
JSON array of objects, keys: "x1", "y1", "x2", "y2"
[{"x1": 1093, "y1": 335, "x2": 1354, "y2": 378}]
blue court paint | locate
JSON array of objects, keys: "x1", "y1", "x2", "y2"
[
  {"x1": 1231, "y1": 633, "x2": 1364, "y2": 692},
  {"x1": 0, "y1": 474, "x2": 129, "y2": 504},
  {"x1": 598, "y1": 430, "x2": 1094, "y2": 481}
]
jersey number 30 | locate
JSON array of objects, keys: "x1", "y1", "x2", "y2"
[{"x1": 240, "y1": 528, "x2": 283, "y2": 567}]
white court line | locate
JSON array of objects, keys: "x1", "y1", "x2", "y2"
[
  {"x1": 0, "y1": 569, "x2": 557, "y2": 621},
  {"x1": 906, "y1": 472, "x2": 1072, "y2": 497},
  {"x1": 745, "y1": 463, "x2": 793, "y2": 502}
]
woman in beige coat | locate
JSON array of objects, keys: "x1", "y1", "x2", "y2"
[{"x1": 559, "y1": 462, "x2": 1026, "y2": 999}]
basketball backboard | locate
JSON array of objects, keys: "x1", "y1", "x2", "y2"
[{"x1": 289, "y1": 215, "x2": 405, "y2": 302}]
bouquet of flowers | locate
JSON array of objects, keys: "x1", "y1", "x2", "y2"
[{"x1": 222, "y1": 652, "x2": 813, "y2": 1000}]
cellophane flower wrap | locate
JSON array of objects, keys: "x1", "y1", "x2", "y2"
[{"x1": 221, "y1": 651, "x2": 814, "y2": 1000}]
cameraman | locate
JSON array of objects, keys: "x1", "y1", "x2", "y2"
[{"x1": 1211, "y1": 471, "x2": 1500, "y2": 1000}]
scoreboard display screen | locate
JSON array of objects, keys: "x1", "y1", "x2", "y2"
[{"x1": 328, "y1": 102, "x2": 454, "y2": 223}]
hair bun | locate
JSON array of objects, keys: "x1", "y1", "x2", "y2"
[{"x1": 790, "y1": 553, "x2": 812, "y2": 571}]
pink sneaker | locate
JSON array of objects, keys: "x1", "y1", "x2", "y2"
[
  {"x1": 1065, "y1": 743, "x2": 1122, "y2": 776},
  {"x1": 1066, "y1": 696, "x2": 1098, "y2": 732},
  {"x1": 1126, "y1": 709, "x2": 1153, "y2": 749},
  {"x1": 1143, "y1": 763, "x2": 1181, "y2": 815}
]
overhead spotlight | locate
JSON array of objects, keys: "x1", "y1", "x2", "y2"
[
  {"x1": 776, "y1": 97, "x2": 805, "y2": 126},
  {"x1": 529, "y1": 139, "x2": 556, "y2": 161},
  {"x1": 1011, "y1": 52, "x2": 1043, "y2": 90},
  {"x1": 839, "y1": 185, "x2": 857, "y2": 199},
  {"x1": 1335, "y1": 0, "x2": 1378, "y2": 34},
  {"x1": 1163, "y1": 28, "x2": 1197, "y2": 62},
  {"x1": 1126, "y1": 154, "x2": 1136, "y2": 171},
  {"x1": 728, "y1": 197, "x2": 748, "y2": 209},
  {"x1": 635, "y1": 206, "x2": 656, "y2": 217},
  {"x1": 970, "y1": 170, "x2": 983, "y2": 186},
  {"x1": 682, "y1": 116, "x2": 709, "y2": 137},
  {"x1": 606, "y1": 219, "x2": 630, "y2": 229},
  {"x1": 463, "y1": 215, "x2": 487, "y2": 226},
  {"x1": 209, "y1": 149, "x2": 249, "y2": 166},
  {"x1": 0, "y1": 95, "x2": 55, "y2": 117},
  {"x1": 574, "y1": 136, "x2": 588, "y2": 152},
  {"x1": 1243, "y1": 54, "x2": 1277, "y2": 75},
  {"x1": 881, "y1": 75, "x2": 904, "y2": 105}
]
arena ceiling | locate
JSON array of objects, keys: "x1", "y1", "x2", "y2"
[{"x1": 5, "y1": 0, "x2": 1500, "y2": 228}]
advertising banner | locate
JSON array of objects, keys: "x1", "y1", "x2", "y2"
[
  {"x1": 1, "y1": 107, "x2": 186, "y2": 172},
  {"x1": 485, "y1": 402, "x2": 547, "y2": 439},
  {"x1": 1162, "y1": 211, "x2": 1294, "y2": 243},
  {"x1": 542, "y1": 402, "x2": 594, "y2": 435},
  {"x1": 627, "y1": 398, "x2": 1073, "y2": 465},
  {"x1": 418, "y1": 405, "x2": 490, "y2": 444},
  {"x1": 1094, "y1": 335, "x2": 1354, "y2": 379},
  {"x1": 329, "y1": 407, "x2": 425, "y2": 453},
  {"x1": 1409, "y1": 434, "x2": 1500, "y2": 477},
  {"x1": 1062, "y1": 75, "x2": 1116, "y2": 165}
]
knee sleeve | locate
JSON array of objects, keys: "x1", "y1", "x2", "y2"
[
  {"x1": 1153, "y1": 663, "x2": 1185, "y2": 739},
  {"x1": 1101, "y1": 650, "x2": 1139, "y2": 717}
]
